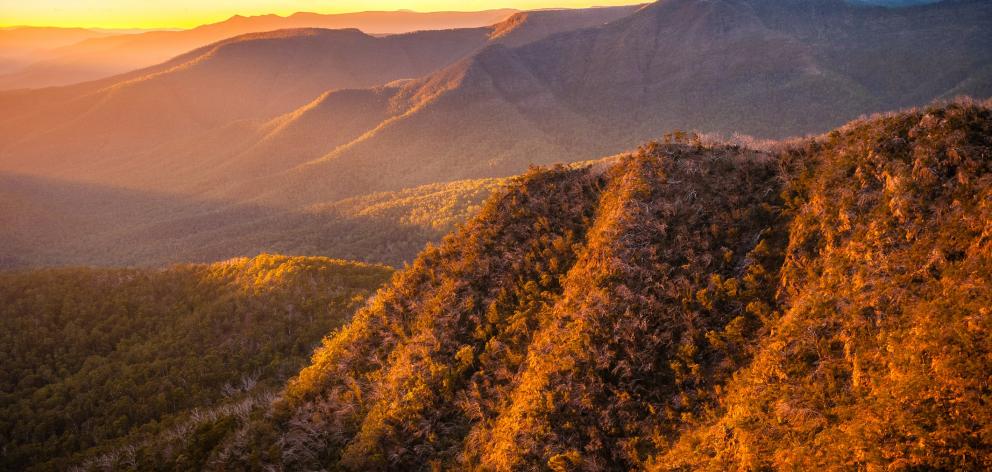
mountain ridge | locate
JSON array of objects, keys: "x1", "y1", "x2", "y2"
[
  {"x1": 0, "y1": 5, "x2": 642, "y2": 193},
  {"x1": 74, "y1": 100, "x2": 992, "y2": 470}
]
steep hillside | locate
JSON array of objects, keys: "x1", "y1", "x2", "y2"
[
  {"x1": 220, "y1": 139, "x2": 783, "y2": 471},
  {"x1": 0, "y1": 9, "x2": 518, "y2": 90},
  {"x1": 263, "y1": 0, "x2": 992, "y2": 206},
  {"x1": 0, "y1": 27, "x2": 495, "y2": 183},
  {"x1": 652, "y1": 99, "x2": 992, "y2": 470},
  {"x1": 0, "y1": 255, "x2": 393, "y2": 471},
  {"x1": 115, "y1": 101, "x2": 991, "y2": 470}
]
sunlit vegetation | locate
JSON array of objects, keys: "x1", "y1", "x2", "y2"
[
  {"x1": 0, "y1": 255, "x2": 392, "y2": 471},
  {"x1": 329, "y1": 178, "x2": 503, "y2": 233},
  {"x1": 653, "y1": 100, "x2": 992, "y2": 470},
  {"x1": 5, "y1": 101, "x2": 990, "y2": 471},
  {"x1": 122, "y1": 101, "x2": 991, "y2": 470}
]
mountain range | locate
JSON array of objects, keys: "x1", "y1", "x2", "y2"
[
  {"x1": 265, "y1": 0, "x2": 991, "y2": 204},
  {"x1": 0, "y1": 6, "x2": 640, "y2": 268},
  {"x1": 0, "y1": 27, "x2": 113, "y2": 76},
  {"x1": 0, "y1": 9, "x2": 518, "y2": 90}
]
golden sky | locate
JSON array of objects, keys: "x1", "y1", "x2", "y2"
[{"x1": 0, "y1": 0, "x2": 644, "y2": 29}]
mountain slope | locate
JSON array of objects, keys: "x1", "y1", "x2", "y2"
[
  {"x1": 0, "y1": 27, "x2": 496, "y2": 184},
  {"x1": 262, "y1": 0, "x2": 991, "y2": 206},
  {"x1": 0, "y1": 255, "x2": 393, "y2": 471},
  {"x1": 0, "y1": 9, "x2": 518, "y2": 90},
  {"x1": 127, "y1": 101, "x2": 992, "y2": 470},
  {"x1": 487, "y1": 6, "x2": 642, "y2": 47},
  {"x1": 230, "y1": 140, "x2": 783, "y2": 470},
  {"x1": 654, "y1": 98, "x2": 992, "y2": 471}
]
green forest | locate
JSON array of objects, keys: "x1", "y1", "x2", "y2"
[{"x1": 0, "y1": 255, "x2": 392, "y2": 471}]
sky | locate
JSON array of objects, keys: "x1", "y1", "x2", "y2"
[{"x1": 0, "y1": 0, "x2": 645, "y2": 29}]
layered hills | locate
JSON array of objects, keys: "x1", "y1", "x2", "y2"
[
  {"x1": 0, "y1": 255, "x2": 393, "y2": 471},
  {"x1": 0, "y1": 9, "x2": 518, "y2": 90},
  {"x1": 0, "y1": 6, "x2": 641, "y2": 268},
  {"x1": 0, "y1": 27, "x2": 498, "y2": 181},
  {"x1": 85, "y1": 101, "x2": 987, "y2": 470},
  {"x1": 0, "y1": 27, "x2": 112, "y2": 75}
]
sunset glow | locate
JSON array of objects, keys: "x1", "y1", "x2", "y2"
[{"x1": 0, "y1": 0, "x2": 645, "y2": 29}]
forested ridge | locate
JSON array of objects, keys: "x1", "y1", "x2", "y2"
[
  {"x1": 6, "y1": 101, "x2": 991, "y2": 470},
  {"x1": 136, "y1": 101, "x2": 990, "y2": 471},
  {"x1": 0, "y1": 255, "x2": 392, "y2": 471}
]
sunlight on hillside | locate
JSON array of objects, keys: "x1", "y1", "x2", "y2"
[{"x1": 175, "y1": 101, "x2": 990, "y2": 470}]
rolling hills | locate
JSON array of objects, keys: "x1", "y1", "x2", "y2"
[
  {"x1": 113, "y1": 100, "x2": 987, "y2": 471},
  {"x1": 0, "y1": 172, "x2": 504, "y2": 269},
  {"x1": 0, "y1": 255, "x2": 393, "y2": 471},
  {"x1": 0, "y1": 27, "x2": 113, "y2": 75},
  {"x1": 0, "y1": 6, "x2": 642, "y2": 268},
  {"x1": 0, "y1": 27, "x2": 497, "y2": 181},
  {"x1": 0, "y1": 6, "x2": 640, "y2": 187}
]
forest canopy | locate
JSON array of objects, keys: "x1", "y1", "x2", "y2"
[{"x1": 0, "y1": 255, "x2": 392, "y2": 471}]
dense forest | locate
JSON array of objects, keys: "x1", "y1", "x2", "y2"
[
  {"x1": 0, "y1": 255, "x2": 392, "y2": 471},
  {"x1": 81, "y1": 100, "x2": 986, "y2": 471}
]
